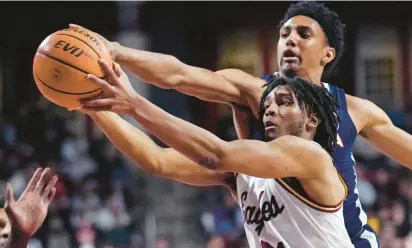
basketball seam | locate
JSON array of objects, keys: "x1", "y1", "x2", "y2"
[
  {"x1": 54, "y1": 33, "x2": 101, "y2": 59},
  {"x1": 35, "y1": 73, "x2": 102, "y2": 95},
  {"x1": 36, "y1": 51, "x2": 105, "y2": 79}
]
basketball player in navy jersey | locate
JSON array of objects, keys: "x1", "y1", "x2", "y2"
[
  {"x1": 81, "y1": 65, "x2": 354, "y2": 247},
  {"x1": 1, "y1": 168, "x2": 58, "y2": 248},
  {"x1": 73, "y1": 1, "x2": 412, "y2": 247}
]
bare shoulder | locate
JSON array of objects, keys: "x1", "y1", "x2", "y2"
[{"x1": 271, "y1": 136, "x2": 332, "y2": 173}]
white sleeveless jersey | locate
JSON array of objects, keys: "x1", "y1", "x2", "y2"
[{"x1": 236, "y1": 173, "x2": 354, "y2": 248}]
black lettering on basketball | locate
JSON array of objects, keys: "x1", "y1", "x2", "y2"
[
  {"x1": 62, "y1": 42, "x2": 76, "y2": 52},
  {"x1": 61, "y1": 27, "x2": 105, "y2": 53},
  {"x1": 54, "y1": 40, "x2": 86, "y2": 58},
  {"x1": 54, "y1": 40, "x2": 65, "y2": 49}
]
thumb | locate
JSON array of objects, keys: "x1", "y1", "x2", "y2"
[{"x1": 4, "y1": 183, "x2": 15, "y2": 210}]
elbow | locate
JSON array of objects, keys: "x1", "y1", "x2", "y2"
[
  {"x1": 197, "y1": 141, "x2": 233, "y2": 171},
  {"x1": 154, "y1": 55, "x2": 187, "y2": 89},
  {"x1": 197, "y1": 155, "x2": 221, "y2": 170}
]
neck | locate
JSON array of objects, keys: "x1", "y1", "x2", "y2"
[
  {"x1": 278, "y1": 69, "x2": 323, "y2": 85},
  {"x1": 298, "y1": 132, "x2": 316, "y2": 142}
]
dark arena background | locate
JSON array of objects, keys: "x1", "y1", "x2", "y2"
[{"x1": 0, "y1": 2, "x2": 412, "y2": 248}]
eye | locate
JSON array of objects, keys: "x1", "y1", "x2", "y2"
[
  {"x1": 299, "y1": 31, "x2": 311, "y2": 39},
  {"x1": 280, "y1": 100, "x2": 292, "y2": 105},
  {"x1": 280, "y1": 29, "x2": 289, "y2": 38},
  {"x1": 264, "y1": 104, "x2": 270, "y2": 109}
]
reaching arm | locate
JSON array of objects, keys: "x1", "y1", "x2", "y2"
[
  {"x1": 129, "y1": 95, "x2": 329, "y2": 179},
  {"x1": 87, "y1": 111, "x2": 233, "y2": 187},
  {"x1": 112, "y1": 43, "x2": 264, "y2": 114},
  {"x1": 348, "y1": 95, "x2": 412, "y2": 169}
]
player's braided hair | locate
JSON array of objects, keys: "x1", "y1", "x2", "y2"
[
  {"x1": 0, "y1": 196, "x2": 5, "y2": 208},
  {"x1": 259, "y1": 76, "x2": 340, "y2": 154},
  {"x1": 278, "y1": 1, "x2": 346, "y2": 76}
]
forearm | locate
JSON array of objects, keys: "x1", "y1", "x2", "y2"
[
  {"x1": 362, "y1": 124, "x2": 412, "y2": 169},
  {"x1": 112, "y1": 43, "x2": 249, "y2": 105},
  {"x1": 89, "y1": 111, "x2": 165, "y2": 174},
  {"x1": 113, "y1": 43, "x2": 184, "y2": 89},
  {"x1": 4, "y1": 232, "x2": 29, "y2": 248},
  {"x1": 130, "y1": 96, "x2": 226, "y2": 169}
]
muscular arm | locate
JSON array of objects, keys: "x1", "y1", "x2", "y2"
[
  {"x1": 88, "y1": 111, "x2": 233, "y2": 187},
  {"x1": 348, "y1": 95, "x2": 412, "y2": 169},
  {"x1": 130, "y1": 95, "x2": 330, "y2": 179},
  {"x1": 112, "y1": 44, "x2": 264, "y2": 116}
]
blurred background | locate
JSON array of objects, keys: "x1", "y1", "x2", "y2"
[{"x1": 0, "y1": 1, "x2": 412, "y2": 248}]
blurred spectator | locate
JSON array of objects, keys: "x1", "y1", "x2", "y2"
[{"x1": 0, "y1": 102, "x2": 143, "y2": 248}]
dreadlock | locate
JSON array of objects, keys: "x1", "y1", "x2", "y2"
[{"x1": 258, "y1": 76, "x2": 340, "y2": 154}]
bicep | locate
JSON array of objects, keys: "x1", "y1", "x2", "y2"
[
  {"x1": 217, "y1": 136, "x2": 324, "y2": 179},
  {"x1": 157, "y1": 148, "x2": 233, "y2": 187}
]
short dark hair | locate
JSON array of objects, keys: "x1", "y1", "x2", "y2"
[
  {"x1": 278, "y1": 1, "x2": 346, "y2": 76},
  {"x1": 259, "y1": 76, "x2": 340, "y2": 154},
  {"x1": 0, "y1": 196, "x2": 4, "y2": 208}
]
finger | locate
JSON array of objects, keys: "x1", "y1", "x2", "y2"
[
  {"x1": 98, "y1": 60, "x2": 119, "y2": 86},
  {"x1": 69, "y1": 23, "x2": 84, "y2": 29},
  {"x1": 80, "y1": 105, "x2": 112, "y2": 112},
  {"x1": 81, "y1": 98, "x2": 117, "y2": 107},
  {"x1": 4, "y1": 183, "x2": 15, "y2": 210},
  {"x1": 24, "y1": 168, "x2": 43, "y2": 193},
  {"x1": 34, "y1": 168, "x2": 52, "y2": 194},
  {"x1": 79, "y1": 90, "x2": 106, "y2": 103},
  {"x1": 112, "y1": 62, "x2": 121, "y2": 78},
  {"x1": 41, "y1": 175, "x2": 58, "y2": 198},
  {"x1": 45, "y1": 187, "x2": 57, "y2": 205},
  {"x1": 87, "y1": 73, "x2": 114, "y2": 89}
]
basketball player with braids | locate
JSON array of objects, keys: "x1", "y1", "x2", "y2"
[
  {"x1": 72, "y1": 2, "x2": 409, "y2": 246},
  {"x1": 0, "y1": 168, "x2": 57, "y2": 248},
  {"x1": 81, "y1": 61, "x2": 353, "y2": 247}
]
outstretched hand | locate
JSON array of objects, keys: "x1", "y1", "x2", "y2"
[
  {"x1": 5, "y1": 168, "x2": 58, "y2": 238},
  {"x1": 80, "y1": 60, "x2": 140, "y2": 115}
]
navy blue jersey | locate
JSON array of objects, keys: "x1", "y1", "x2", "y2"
[{"x1": 258, "y1": 73, "x2": 367, "y2": 239}]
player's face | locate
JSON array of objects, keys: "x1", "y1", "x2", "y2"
[
  {"x1": 0, "y1": 209, "x2": 10, "y2": 248},
  {"x1": 277, "y1": 15, "x2": 333, "y2": 77},
  {"x1": 262, "y1": 85, "x2": 306, "y2": 141}
]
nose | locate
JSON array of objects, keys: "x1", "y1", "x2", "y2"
[
  {"x1": 265, "y1": 104, "x2": 277, "y2": 117},
  {"x1": 285, "y1": 30, "x2": 298, "y2": 48}
]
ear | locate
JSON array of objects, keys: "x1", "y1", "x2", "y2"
[
  {"x1": 306, "y1": 113, "x2": 320, "y2": 131},
  {"x1": 321, "y1": 46, "x2": 336, "y2": 66}
]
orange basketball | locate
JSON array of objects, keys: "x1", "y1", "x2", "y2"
[{"x1": 32, "y1": 27, "x2": 112, "y2": 109}]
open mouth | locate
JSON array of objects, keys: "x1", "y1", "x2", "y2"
[
  {"x1": 264, "y1": 121, "x2": 276, "y2": 130},
  {"x1": 282, "y1": 50, "x2": 299, "y2": 63}
]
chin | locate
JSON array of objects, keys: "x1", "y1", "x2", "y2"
[
  {"x1": 281, "y1": 67, "x2": 298, "y2": 78},
  {"x1": 265, "y1": 132, "x2": 279, "y2": 141}
]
